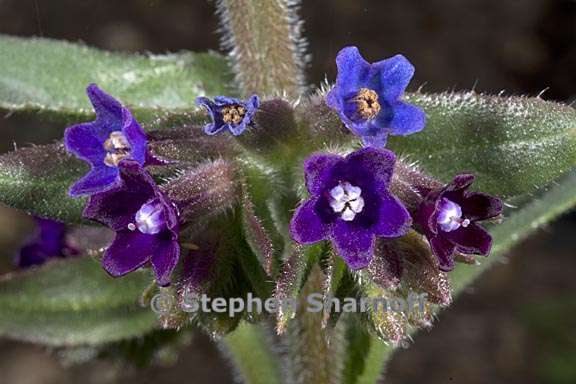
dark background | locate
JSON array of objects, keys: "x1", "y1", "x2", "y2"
[{"x1": 0, "y1": 0, "x2": 575, "y2": 383}]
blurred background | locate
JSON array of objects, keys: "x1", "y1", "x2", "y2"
[{"x1": 0, "y1": 0, "x2": 575, "y2": 383}]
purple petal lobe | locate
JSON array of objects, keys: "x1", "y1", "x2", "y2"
[
  {"x1": 83, "y1": 161, "x2": 155, "y2": 231},
  {"x1": 332, "y1": 220, "x2": 375, "y2": 269},
  {"x1": 388, "y1": 102, "x2": 426, "y2": 136},
  {"x1": 87, "y1": 83, "x2": 123, "y2": 124},
  {"x1": 69, "y1": 167, "x2": 120, "y2": 197},
  {"x1": 102, "y1": 231, "x2": 154, "y2": 277},
  {"x1": 330, "y1": 46, "x2": 371, "y2": 97},
  {"x1": 303, "y1": 153, "x2": 343, "y2": 196},
  {"x1": 370, "y1": 54, "x2": 415, "y2": 101},
  {"x1": 290, "y1": 199, "x2": 330, "y2": 244},
  {"x1": 373, "y1": 194, "x2": 411, "y2": 238},
  {"x1": 346, "y1": 147, "x2": 395, "y2": 191},
  {"x1": 446, "y1": 223, "x2": 492, "y2": 255},
  {"x1": 461, "y1": 192, "x2": 503, "y2": 221},
  {"x1": 429, "y1": 235, "x2": 456, "y2": 272},
  {"x1": 151, "y1": 240, "x2": 180, "y2": 286},
  {"x1": 122, "y1": 108, "x2": 147, "y2": 165}
]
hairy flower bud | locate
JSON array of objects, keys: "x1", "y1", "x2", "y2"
[
  {"x1": 162, "y1": 159, "x2": 239, "y2": 227},
  {"x1": 397, "y1": 232, "x2": 452, "y2": 306},
  {"x1": 236, "y1": 99, "x2": 298, "y2": 154}
]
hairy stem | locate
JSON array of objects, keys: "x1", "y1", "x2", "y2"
[
  {"x1": 284, "y1": 265, "x2": 344, "y2": 384},
  {"x1": 222, "y1": 322, "x2": 283, "y2": 384},
  {"x1": 216, "y1": 0, "x2": 308, "y2": 98}
]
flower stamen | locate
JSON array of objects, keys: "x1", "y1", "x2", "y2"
[
  {"x1": 354, "y1": 88, "x2": 381, "y2": 120},
  {"x1": 103, "y1": 131, "x2": 131, "y2": 167},
  {"x1": 329, "y1": 182, "x2": 365, "y2": 222},
  {"x1": 221, "y1": 105, "x2": 247, "y2": 125},
  {"x1": 437, "y1": 198, "x2": 470, "y2": 232}
]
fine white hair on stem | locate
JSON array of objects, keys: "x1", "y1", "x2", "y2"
[{"x1": 216, "y1": 0, "x2": 309, "y2": 99}]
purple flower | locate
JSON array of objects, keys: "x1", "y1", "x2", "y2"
[
  {"x1": 290, "y1": 147, "x2": 411, "y2": 269},
  {"x1": 15, "y1": 217, "x2": 78, "y2": 268},
  {"x1": 415, "y1": 174, "x2": 503, "y2": 271},
  {"x1": 196, "y1": 95, "x2": 260, "y2": 136},
  {"x1": 83, "y1": 160, "x2": 180, "y2": 286},
  {"x1": 65, "y1": 84, "x2": 150, "y2": 197},
  {"x1": 326, "y1": 46, "x2": 426, "y2": 147}
]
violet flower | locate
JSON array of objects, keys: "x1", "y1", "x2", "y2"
[
  {"x1": 196, "y1": 95, "x2": 260, "y2": 136},
  {"x1": 65, "y1": 84, "x2": 150, "y2": 196},
  {"x1": 326, "y1": 46, "x2": 426, "y2": 147},
  {"x1": 15, "y1": 217, "x2": 78, "y2": 268},
  {"x1": 83, "y1": 160, "x2": 180, "y2": 286},
  {"x1": 290, "y1": 147, "x2": 411, "y2": 269},
  {"x1": 415, "y1": 174, "x2": 503, "y2": 271}
]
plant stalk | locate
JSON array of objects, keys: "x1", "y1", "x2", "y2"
[{"x1": 216, "y1": 0, "x2": 308, "y2": 98}]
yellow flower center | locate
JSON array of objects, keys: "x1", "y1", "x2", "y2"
[
  {"x1": 354, "y1": 88, "x2": 381, "y2": 119},
  {"x1": 222, "y1": 105, "x2": 247, "y2": 125}
]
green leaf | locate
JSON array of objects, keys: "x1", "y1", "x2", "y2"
[
  {"x1": 389, "y1": 92, "x2": 576, "y2": 201},
  {"x1": 0, "y1": 257, "x2": 155, "y2": 346},
  {"x1": 0, "y1": 143, "x2": 87, "y2": 223},
  {"x1": 0, "y1": 35, "x2": 234, "y2": 123}
]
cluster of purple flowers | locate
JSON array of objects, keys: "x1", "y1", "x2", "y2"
[
  {"x1": 62, "y1": 46, "x2": 501, "y2": 286},
  {"x1": 290, "y1": 46, "x2": 502, "y2": 272},
  {"x1": 65, "y1": 84, "x2": 179, "y2": 286}
]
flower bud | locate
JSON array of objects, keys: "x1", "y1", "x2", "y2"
[
  {"x1": 162, "y1": 159, "x2": 239, "y2": 227},
  {"x1": 236, "y1": 99, "x2": 298, "y2": 154}
]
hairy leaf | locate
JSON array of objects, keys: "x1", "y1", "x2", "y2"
[
  {"x1": 0, "y1": 257, "x2": 155, "y2": 346},
  {"x1": 390, "y1": 92, "x2": 576, "y2": 201},
  {"x1": 0, "y1": 35, "x2": 234, "y2": 123}
]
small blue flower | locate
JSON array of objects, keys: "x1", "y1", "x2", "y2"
[
  {"x1": 326, "y1": 46, "x2": 426, "y2": 147},
  {"x1": 196, "y1": 95, "x2": 260, "y2": 136},
  {"x1": 65, "y1": 84, "x2": 151, "y2": 197}
]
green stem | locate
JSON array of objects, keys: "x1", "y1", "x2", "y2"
[
  {"x1": 216, "y1": 0, "x2": 307, "y2": 98},
  {"x1": 222, "y1": 322, "x2": 283, "y2": 384}
]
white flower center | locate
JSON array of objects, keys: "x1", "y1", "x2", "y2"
[
  {"x1": 329, "y1": 182, "x2": 365, "y2": 222},
  {"x1": 130, "y1": 200, "x2": 166, "y2": 235},
  {"x1": 436, "y1": 198, "x2": 470, "y2": 232},
  {"x1": 103, "y1": 131, "x2": 131, "y2": 167}
]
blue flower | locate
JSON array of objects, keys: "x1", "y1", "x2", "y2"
[
  {"x1": 65, "y1": 84, "x2": 151, "y2": 197},
  {"x1": 326, "y1": 46, "x2": 426, "y2": 147},
  {"x1": 196, "y1": 95, "x2": 260, "y2": 136}
]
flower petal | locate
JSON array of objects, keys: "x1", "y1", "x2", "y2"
[
  {"x1": 290, "y1": 199, "x2": 330, "y2": 244},
  {"x1": 388, "y1": 101, "x2": 426, "y2": 136},
  {"x1": 370, "y1": 54, "x2": 415, "y2": 102},
  {"x1": 332, "y1": 220, "x2": 375, "y2": 269},
  {"x1": 429, "y1": 235, "x2": 456, "y2": 272},
  {"x1": 69, "y1": 166, "x2": 120, "y2": 197},
  {"x1": 82, "y1": 161, "x2": 155, "y2": 230},
  {"x1": 373, "y1": 194, "x2": 412, "y2": 238},
  {"x1": 346, "y1": 147, "x2": 396, "y2": 190},
  {"x1": 151, "y1": 240, "x2": 180, "y2": 286},
  {"x1": 331, "y1": 46, "x2": 371, "y2": 96},
  {"x1": 461, "y1": 192, "x2": 503, "y2": 221},
  {"x1": 87, "y1": 84, "x2": 123, "y2": 128},
  {"x1": 64, "y1": 122, "x2": 108, "y2": 164},
  {"x1": 445, "y1": 223, "x2": 492, "y2": 255},
  {"x1": 303, "y1": 153, "x2": 343, "y2": 196},
  {"x1": 122, "y1": 108, "x2": 147, "y2": 165},
  {"x1": 101, "y1": 231, "x2": 154, "y2": 277}
]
